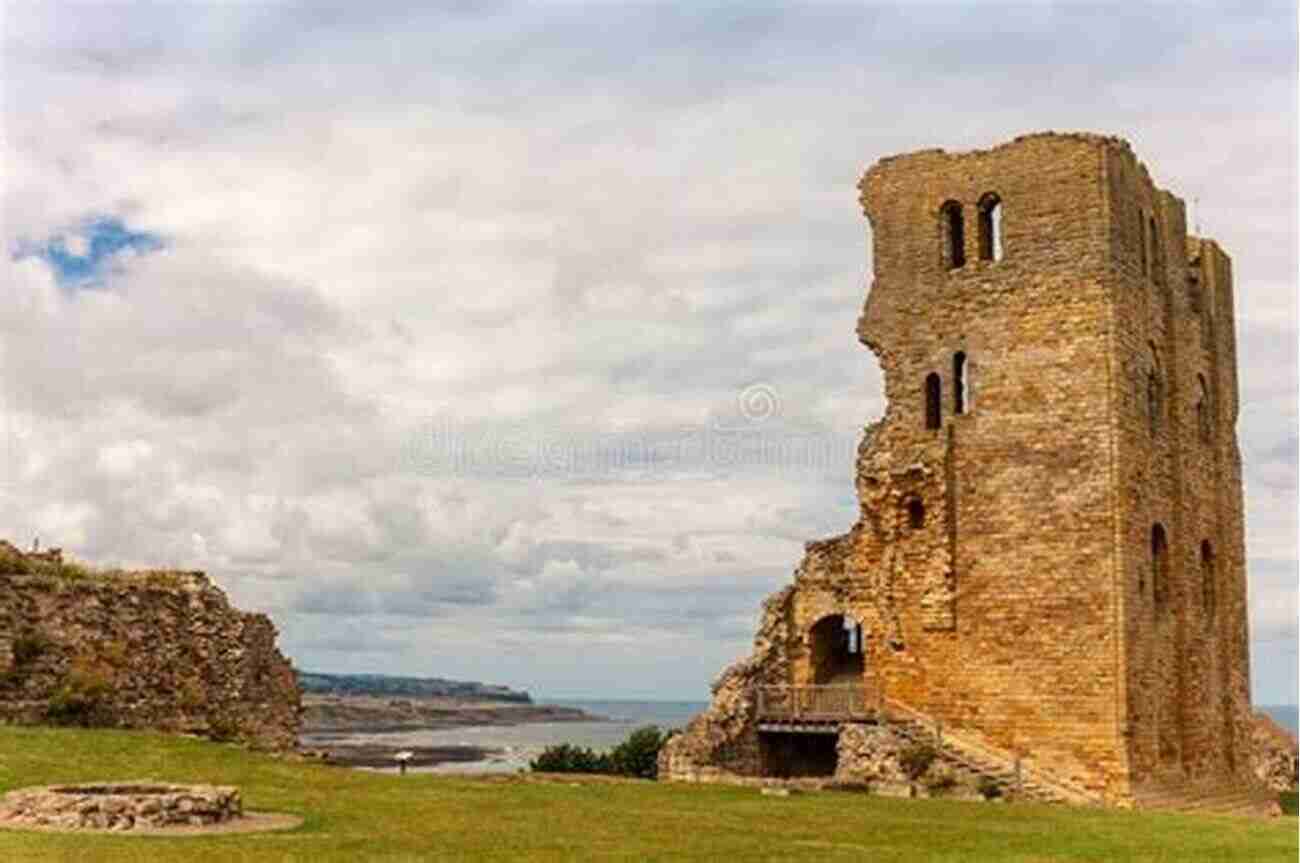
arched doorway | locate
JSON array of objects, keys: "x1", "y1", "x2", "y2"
[{"x1": 809, "y1": 614, "x2": 865, "y2": 685}]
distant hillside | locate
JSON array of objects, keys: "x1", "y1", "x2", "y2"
[
  {"x1": 298, "y1": 671, "x2": 531, "y2": 703},
  {"x1": 1261, "y1": 705, "x2": 1299, "y2": 736}
]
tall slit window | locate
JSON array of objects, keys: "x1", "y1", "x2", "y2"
[
  {"x1": 906, "y1": 498, "x2": 926, "y2": 529},
  {"x1": 1200, "y1": 540, "x2": 1216, "y2": 622},
  {"x1": 1151, "y1": 524, "x2": 1169, "y2": 610},
  {"x1": 941, "y1": 200, "x2": 965, "y2": 269},
  {"x1": 977, "y1": 193, "x2": 1002, "y2": 261},
  {"x1": 953, "y1": 352, "x2": 968, "y2": 415},
  {"x1": 924, "y1": 373, "x2": 942, "y2": 430}
]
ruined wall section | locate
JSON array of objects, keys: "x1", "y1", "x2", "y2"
[
  {"x1": 659, "y1": 585, "x2": 797, "y2": 781},
  {"x1": 0, "y1": 544, "x2": 300, "y2": 750},
  {"x1": 857, "y1": 134, "x2": 1126, "y2": 798},
  {"x1": 1196, "y1": 241, "x2": 1253, "y2": 786},
  {"x1": 1103, "y1": 141, "x2": 1253, "y2": 792}
]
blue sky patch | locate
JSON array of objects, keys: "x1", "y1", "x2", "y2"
[{"x1": 13, "y1": 215, "x2": 165, "y2": 287}]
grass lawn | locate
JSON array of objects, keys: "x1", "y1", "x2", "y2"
[{"x1": 0, "y1": 726, "x2": 1295, "y2": 862}]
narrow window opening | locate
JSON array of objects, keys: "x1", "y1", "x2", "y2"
[
  {"x1": 907, "y1": 498, "x2": 926, "y2": 529},
  {"x1": 1200, "y1": 540, "x2": 1216, "y2": 622},
  {"x1": 1196, "y1": 374, "x2": 1212, "y2": 443},
  {"x1": 977, "y1": 193, "x2": 1002, "y2": 261},
  {"x1": 953, "y1": 352, "x2": 968, "y2": 415},
  {"x1": 1151, "y1": 524, "x2": 1169, "y2": 610},
  {"x1": 924, "y1": 373, "x2": 942, "y2": 430},
  {"x1": 941, "y1": 200, "x2": 965, "y2": 269}
]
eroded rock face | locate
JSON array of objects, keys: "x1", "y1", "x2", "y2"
[
  {"x1": 659, "y1": 587, "x2": 795, "y2": 780},
  {"x1": 1251, "y1": 712, "x2": 1299, "y2": 792},
  {"x1": 0, "y1": 540, "x2": 300, "y2": 750},
  {"x1": 0, "y1": 782, "x2": 241, "y2": 831},
  {"x1": 834, "y1": 724, "x2": 908, "y2": 785}
]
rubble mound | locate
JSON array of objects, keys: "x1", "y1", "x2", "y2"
[{"x1": 1251, "y1": 712, "x2": 1299, "y2": 792}]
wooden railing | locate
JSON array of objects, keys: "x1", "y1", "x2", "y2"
[
  {"x1": 755, "y1": 685, "x2": 881, "y2": 722},
  {"x1": 750, "y1": 685, "x2": 1101, "y2": 805}
]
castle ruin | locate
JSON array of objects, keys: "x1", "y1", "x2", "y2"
[
  {"x1": 0, "y1": 541, "x2": 300, "y2": 750},
  {"x1": 660, "y1": 132, "x2": 1265, "y2": 810}
]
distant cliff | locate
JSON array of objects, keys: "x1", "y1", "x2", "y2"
[{"x1": 298, "y1": 671, "x2": 532, "y2": 703}]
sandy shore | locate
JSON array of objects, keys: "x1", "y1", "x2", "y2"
[{"x1": 303, "y1": 743, "x2": 504, "y2": 769}]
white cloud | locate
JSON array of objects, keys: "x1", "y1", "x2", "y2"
[{"x1": 1, "y1": 3, "x2": 1294, "y2": 700}]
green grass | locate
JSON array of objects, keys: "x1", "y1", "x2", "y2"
[{"x1": 0, "y1": 727, "x2": 1295, "y2": 862}]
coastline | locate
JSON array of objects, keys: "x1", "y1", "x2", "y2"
[
  {"x1": 305, "y1": 743, "x2": 504, "y2": 769},
  {"x1": 299, "y1": 694, "x2": 606, "y2": 768}
]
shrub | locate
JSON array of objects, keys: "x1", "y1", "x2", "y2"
[
  {"x1": 55, "y1": 561, "x2": 93, "y2": 580},
  {"x1": 608, "y1": 726, "x2": 668, "y2": 780},
  {"x1": 529, "y1": 743, "x2": 611, "y2": 774},
  {"x1": 178, "y1": 676, "x2": 208, "y2": 713},
  {"x1": 924, "y1": 766, "x2": 958, "y2": 796},
  {"x1": 45, "y1": 661, "x2": 115, "y2": 727},
  {"x1": 0, "y1": 544, "x2": 106, "y2": 581},
  {"x1": 1280, "y1": 791, "x2": 1298, "y2": 816},
  {"x1": 977, "y1": 775, "x2": 1004, "y2": 800},
  {"x1": 0, "y1": 545, "x2": 31, "y2": 575},
  {"x1": 529, "y1": 726, "x2": 674, "y2": 778},
  {"x1": 207, "y1": 715, "x2": 243, "y2": 743},
  {"x1": 10, "y1": 631, "x2": 51, "y2": 667},
  {"x1": 899, "y1": 741, "x2": 938, "y2": 781}
]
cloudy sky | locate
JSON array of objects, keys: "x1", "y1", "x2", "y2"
[{"x1": 2, "y1": 2, "x2": 1295, "y2": 702}]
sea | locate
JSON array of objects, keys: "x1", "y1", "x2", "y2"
[
  {"x1": 1262, "y1": 704, "x2": 1299, "y2": 735},
  {"x1": 341, "y1": 699, "x2": 709, "y2": 774},
  {"x1": 342, "y1": 700, "x2": 1298, "y2": 774}
]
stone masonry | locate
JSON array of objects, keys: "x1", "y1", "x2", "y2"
[
  {"x1": 661, "y1": 132, "x2": 1259, "y2": 809},
  {"x1": 0, "y1": 540, "x2": 300, "y2": 749},
  {"x1": 0, "y1": 782, "x2": 242, "y2": 831}
]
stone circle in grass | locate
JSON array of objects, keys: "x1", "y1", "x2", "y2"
[{"x1": 0, "y1": 781, "x2": 241, "y2": 831}]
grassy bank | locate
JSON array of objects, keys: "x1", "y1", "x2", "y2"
[{"x1": 0, "y1": 726, "x2": 1295, "y2": 862}]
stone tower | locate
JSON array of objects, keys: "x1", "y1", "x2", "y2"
[{"x1": 660, "y1": 132, "x2": 1258, "y2": 807}]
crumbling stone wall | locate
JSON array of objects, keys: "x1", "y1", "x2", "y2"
[
  {"x1": 658, "y1": 587, "x2": 794, "y2": 781},
  {"x1": 662, "y1": 132, "x2": 1256, "y2": 808},
  {"x1": 1251, "y1": 712, "x2": 1299, "y2": 793},
  {"x1": 0, "y1": 541, "x2": 300, "y2": 750}
]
